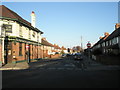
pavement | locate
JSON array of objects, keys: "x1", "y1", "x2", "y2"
[
  {"x1": 0, "y1": 58, "x2": 62, "y2": 71},
  {"x1": 0, "y1": 62, "x2": 29, "y2": 70}
]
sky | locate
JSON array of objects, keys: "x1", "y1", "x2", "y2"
[{"x1": 1, "y1": 1, "x2": 118, "y2": 49}]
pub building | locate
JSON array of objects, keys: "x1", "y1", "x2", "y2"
[{"x1": 0, "y1": 5, "x2": 43, "y2": 65}]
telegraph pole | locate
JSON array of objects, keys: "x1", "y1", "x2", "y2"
[{"x1": 81, "y1": 36, "x2": 83, "y2": 52}]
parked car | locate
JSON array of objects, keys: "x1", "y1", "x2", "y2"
[
  {"x1": 61, "y1": 54, "x2": 67, "y2": 58},
  {"x1": 66, "y1": 54, "x2": 72, "y2": 57},
  {"x1": 55, "y1": 52, "x2": 59, "y2": 54},
  {"x1": 74, "y1": 53, "x2": 83, "y2": 60}
]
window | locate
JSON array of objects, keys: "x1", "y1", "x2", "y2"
[
  {"x1": 32, "y1": 31, "x2": 36, "y2": 37},
  {"x1": 37, "y1": 33, "x2": 39, "y2": 42},
  {"x1": 29, "y1": 30, "x2": 31, "y2": 39},
  {"x1": 106, "y1": 41, "x2": 108, "y2": 46},
  {"x1": 19, "y1": 25, "x2": 22, "y2": 37},
  {"x1": 116, "y1": 37, "x2": 119, "y2": 43},
  {"x1": 102, "y1": 42, "x2": 105, "y2": 47},
  {"x1": 3, "y1": 24, "x2": 12, "y2": 33},
  {"x1": 109, "y1": 40, "x2": 111, "y2": 45},
  {"x1": 112, "y1": 37, "x2": 118, "y2": 45},
  {"x1": 19, "y1": 43, "x2": 22, "y2": 56}
]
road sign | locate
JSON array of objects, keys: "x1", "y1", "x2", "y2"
[{"x1": 87, "y1": 42, "x2": 91, "y2": 48}]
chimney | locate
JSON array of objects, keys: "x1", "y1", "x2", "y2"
[
  {"x1": 104, "y1": 32, "x2": 109, "y2": 36},
  {"x1": 31, "y1": 11, "x2": 36, "y2": 27},
  {"x1": 99, "y1": 36, "x2": 103, "y2": 39},
  {"x1": 115, "y1": 23, "x2": 120, "y2": 29},
  {"x1": 103, "y1": 32, "x2": 109, "y2": 40},
  {"x1": 42, "y1": 37, "x2": 46, "y2": 41}
]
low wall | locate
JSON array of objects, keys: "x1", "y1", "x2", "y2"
[
  {"x1": 92, "y1": 54, "x2": 120, "y2": 65},
  {"x1": 50, "y1": 54, "x2": 61, "y2": 59}
]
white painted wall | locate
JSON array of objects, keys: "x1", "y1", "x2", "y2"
[{"x1": 0, "y1": 19, "x2": 42, "y2": 43}]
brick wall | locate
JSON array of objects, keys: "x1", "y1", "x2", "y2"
[
  {"x1": 93, "y1": 55, "x2": 120, "y2": 65},
  {"x1": 50, "y1": 54, "x2": 60, "y2": 59}
]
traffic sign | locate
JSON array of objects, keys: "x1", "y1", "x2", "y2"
[{"x1": 87, "y1": 42, "x2": 91, "y2": 48}]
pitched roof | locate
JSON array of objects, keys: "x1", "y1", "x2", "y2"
[
  {"x1": 41, "y1": 38, "x2": 53, "y2": 47},
  {"x1": 105, "y1": 27, "x2": 120, "y2": 41},
  {"x1": 54, "y1": 44, "x2": 61, "y2": 49},
  {"x1": 61, "y1": 46, "x2": 67, "y2": 50},
  {"x1": 92, "y1": 27, "x2": 120, "y2": 48},
  {"x1": 0, "y1": 5, "x2": 43, "y2": 34}
]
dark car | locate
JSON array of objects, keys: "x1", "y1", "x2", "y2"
[
  {"x1": 61, "y1": 54, "x2": 67, "y2": 58},
  {"x1": 74, "y1": 53, "x2": 83, "y2": 60},
  {"x1": 66, "y1": 54, "x2": 72, "y2": 57}
]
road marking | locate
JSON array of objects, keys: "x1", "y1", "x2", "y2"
[
  {"x1": 75, "y1": 68, "x2": 82, "y2": 70},
  {"x1": 66, "y1": 68, "x2": 73, "y2": 70},
  {"x1": 57, "y1": 68, "x2": 64, "y2": 70},
  {"x1": 64, "y1": 63, "x2": 75, "y2": 67},
  {"x1": 47, "y1": 68, "x2": 56, "y2": 70}
]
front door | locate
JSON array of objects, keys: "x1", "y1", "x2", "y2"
[
  {"x1": 4, "y1": 39, "x2": 12, "y2": 64},
  {"x1": 25, "y1": 44, "x2": 30, "y2": 63}
]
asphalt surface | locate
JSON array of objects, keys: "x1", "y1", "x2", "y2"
[{"x1": 2, "y1": 55, "x2": 120, "y2": 88}]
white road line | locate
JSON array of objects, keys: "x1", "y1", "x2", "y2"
[
  {"x1": 75, "y1": 68, "x2": 82, "y2": 70},
  {"x1": 57, "y1": 68, "x2": 64, "y2": 70},
  {"x1": 47, "y1": 68, "x2": 56, "y2": 70},
  {"x1": 66, "y1": 68, "x2": 73, "y2": 70}
]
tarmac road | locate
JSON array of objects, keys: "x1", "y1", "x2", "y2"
[{"x1": 2, "y1": 56, "x2": 120, "y2": 88}]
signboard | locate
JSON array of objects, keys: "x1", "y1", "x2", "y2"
[{"x1": 26, "y1": 45, "x2": 30, "y2": 49}]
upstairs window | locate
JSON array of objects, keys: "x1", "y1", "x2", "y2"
[
  {"x1": 19, "y1": 25, "x2": 23, "y2": 37},
  {"x1": 116, "y1": 37, "x2": 119, "y2": 43},
  {"x1": 37, "y1": 33, "x2": 39, "y2": 42},
  {"x1": 29, "y1": 30, "x2": 31, "y2": 39},
  {"x1": 106, "y1": 41, "x2": 108, "y2": 46},
  {"x1": 32, "y1": 31, "x2": 36, "y2": 37},
  {"x1": 102, "y1": 42, "x2": 105, "y2": 47},
  {"x1": 3, "y1": 24, "x2": 12, "y2": 33},
  {"x1": 109, "y1": 40, "x2": 112, "y2": 45}
]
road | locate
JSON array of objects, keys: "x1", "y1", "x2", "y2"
[{"x1": 2, "y1": 55, "x2": 120, "y2": 88}]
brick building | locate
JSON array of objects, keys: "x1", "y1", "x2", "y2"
[
  {"x1": 41, "y1": 37, "x2": 54, "y2": 58},
  {"x1": 0, "y1": 40, "x2": 2, "y2": 65},
  {"x1": 0, "y1": 5, "x2": 43, "y2": 65},
  {"x1": 91, "y1": 24, "x2": 120, "y2": 65}
]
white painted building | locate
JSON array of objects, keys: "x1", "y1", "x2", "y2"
[{"x1": 0, "y1": 5, "x2": 43, "y2": 64}]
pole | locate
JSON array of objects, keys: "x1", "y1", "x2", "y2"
[{"x1": 81, "y1": 36, "x2": 83, "y2": 52}]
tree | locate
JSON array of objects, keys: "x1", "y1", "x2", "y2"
[{"x1": 76, "y1": 46, "x2": 81, "y2": 52}]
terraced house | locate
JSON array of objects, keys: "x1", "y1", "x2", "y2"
[
  {"x1": 0, "y1": 5, "x2": 43, "y2": 65},
  {"x1": 41, "y1": 37, "x2": 54, "y2": 58},
  {"x1": 91, "y1": 23, "x2": 120, "y2": 65}
]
